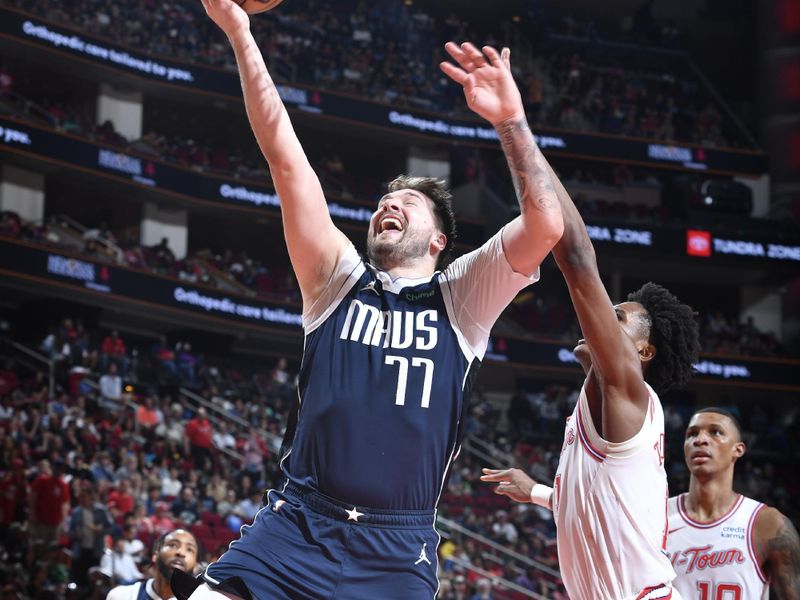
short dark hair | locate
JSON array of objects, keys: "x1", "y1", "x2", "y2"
[
  {"x1": 627, "y1": 282, "x2": 700, "y2": 394},
  {"x1": 387, "y1": 175, "x2": 456, "y2": 268},
  {"x1": 693, "y1": 407, "x2": 743, "y2": 441}
]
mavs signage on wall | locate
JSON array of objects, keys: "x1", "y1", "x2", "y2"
[{"x1": 1, "y1": 6, "x2": 765, "y2": 176}]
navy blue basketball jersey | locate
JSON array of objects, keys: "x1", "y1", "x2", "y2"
[
  {"x1": 280, "y1": 228, "x2": 538, "y2": 510},
  {"x1": 105, "y1": 579, "x2": 156, "y2": 600}
]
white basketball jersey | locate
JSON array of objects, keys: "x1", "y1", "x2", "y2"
[
  {"x1": 553, "y1": 382, "x2": 677, "y2": 600},
  {"x1": 666, "y1": 494, "x2": 769, "y2": 600}
]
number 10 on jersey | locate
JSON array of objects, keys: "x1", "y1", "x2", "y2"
[
  {"x1": 385, "y1": 355, "x2": 434, "y2": 408},
  {"x1": 697, "y1": 581, "x2": 741, "y2": 600}
]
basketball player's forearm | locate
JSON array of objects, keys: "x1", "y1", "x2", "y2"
[
  {"x1": 769, "y1": 515, "x2": 800, "y2": 599},
  {"x1": 228, "y1": 31, "x2": 310, "y2": 172},
  {"x1": 495, "y1": 113, "x2": 594, "y2": 270},
  {"x1": 495, "y1": 117, "x2": 560, "y2": 231},
  {"x1": 541, "y1": 158, "x2": 596, "y2": 271}
]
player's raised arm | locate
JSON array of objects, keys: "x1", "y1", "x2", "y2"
[
  {"x1": 440, "y1": 43, "x2": 563, "y2": 275},
  {"x1": 756, "y1": 507, "x2": 800, "y2": 599},
  {"x1": 201, "y1": 0, "x2": 349, "y2": 308},
  {"x1": 544, "y1": 154, "x2": 651, "y2": 441}
]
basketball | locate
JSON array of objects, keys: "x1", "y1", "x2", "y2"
[{"x1": 236, "y1": 0, "x2": 284, "y2": 14}]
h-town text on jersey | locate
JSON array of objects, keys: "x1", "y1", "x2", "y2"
[{"x1": 668, "y1": 544, "x2": 745, "y2": 574}]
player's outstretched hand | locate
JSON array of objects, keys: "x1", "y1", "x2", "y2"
[
  {"x1": 440, "y1": 42, "x2": 524, "y2": 127},
  {"x1": 200, "y1": 0, "x2": 250, "y2": 39},
  {"x1": 480, "y1": 467, "x2": 536, "y2": 504}
]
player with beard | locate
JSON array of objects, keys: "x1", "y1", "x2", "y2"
[
  {"x1": 184, "y1": 2, "x2": 563, "y2": 599},
  {"x1": 479, "y1": 76, "x2": 701, "y2": 596},
  {"x1": 107, "y1": 529, "x2": 199, "y2": 600},
  {"x1": 667, "y1": 407, "x2": 800, "y2": 600}
]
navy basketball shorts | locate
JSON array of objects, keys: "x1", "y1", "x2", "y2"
[{"x1": 203, "y1": 482, "x2": 440, "y2": 599}]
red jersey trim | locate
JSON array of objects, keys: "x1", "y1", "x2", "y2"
[
  {"x1": 576, "y1": 402, "x2": 606, "y2": 462},
  {"x1": 635, "y1": 584, "x2": 672, "y2": 599},
  {"x1": 747, "y1": 503, "x2": 768, "y2": 583},
  {"x1": 678, "y1": 493, "x2": 744, "y2": 529}
]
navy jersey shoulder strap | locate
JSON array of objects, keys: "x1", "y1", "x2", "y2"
[{"x1": 136, "y1": 580, "x2": 151, "y2": 600}]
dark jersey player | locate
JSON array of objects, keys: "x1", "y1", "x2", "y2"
[
  {"x1": 189, "y1": 2, "x2": 564, "y2": 599},
  {"x1": 107, "y1": 529, "x2": 199, "y2": 600}
]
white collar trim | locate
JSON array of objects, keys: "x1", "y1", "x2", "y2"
[
  {"x1": 366, "y1": 264, "x2": 438, "y2": 294},
  {"x1": 145, "y1": 578, "x2": 175, "y2": 600}
]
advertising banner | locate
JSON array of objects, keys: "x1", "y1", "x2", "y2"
[
  {"x1": 1, "y1": 237, "x2": 796, "y2": 390},
  {"x1": 0, "y1": 7, "x2": 766, "y2": 176}
]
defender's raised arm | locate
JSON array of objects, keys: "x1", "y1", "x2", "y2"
[
  {"x1": 201, "y1": 0, "x2": 349, "y2": 309},
  {"x1": 440, "y1": 43, "x2": 563, "y2": 276},
  {"x1": 545, "y1": 159, "x2": 653, "y2": 442}
]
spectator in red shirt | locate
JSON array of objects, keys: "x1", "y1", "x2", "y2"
[
  {"x1": 136, "y1": 396, "x2": 162, "y2": 433},
  {"x1": 101, "y1": 330, "x2": 130, "y2": 376},
  {"x1": 29, "y1": 459, "x2": 70, "y2": 544},
  {"x1": 145, "y1": 501, "x2": 177, "y2": 538},
  {"x1": 107, "y1": 479, "x2": 136, "y2": 520},
  {"x1": 184, "y1": 407, "x2": 213, "y2": 470}
]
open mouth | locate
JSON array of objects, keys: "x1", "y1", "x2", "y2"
[
  {"x1": 378, "y1": 215, "x2": 404, "y2": 235},
  {"x1": 170, "y1": 559, "x2": 186, "y2": 570}
]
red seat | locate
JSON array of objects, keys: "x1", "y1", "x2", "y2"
[
  {"x1": 200, "y1": 511, "x2": 223, "y2": 529},
  {"x1": 190, "y1": 523, "x2": 212, "y2": 539}
]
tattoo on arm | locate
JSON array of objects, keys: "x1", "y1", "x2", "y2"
[
  {"x1": 768, "y1": 515, "x2": 800, "y2": 600},
  {"x1": 498, "y1": 120, "x2": 593, "y2": 266},
  {"x1": 496, "y1": 118, "x2": 557, "y2": 214}
]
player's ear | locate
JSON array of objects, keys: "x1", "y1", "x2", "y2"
[
  {"x1": 432, "y1": 232, "x2": 446, "y2": 253},
  {"x1": 732, "y1": 441, "x2": 745, "y2": 461},
  {"x1": 638, "y1": 341, "x2": 656, "y2": 364}
]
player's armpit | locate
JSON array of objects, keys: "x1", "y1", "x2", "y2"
[{"x1": 757, "y1": 507, "x2": 800, "y2": 600}]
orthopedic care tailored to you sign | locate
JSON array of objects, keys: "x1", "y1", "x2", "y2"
[{"x1": 0, "y1": 6, "x2": 766, "y2": 176}]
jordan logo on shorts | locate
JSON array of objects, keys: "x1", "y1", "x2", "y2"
[{"x1": 414, "y1": 543, "x2": 431, "y2": 566}]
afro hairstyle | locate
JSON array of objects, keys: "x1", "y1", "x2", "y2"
[{"x1": 627, "y1": 282, "x2": 701, "y2": 394}]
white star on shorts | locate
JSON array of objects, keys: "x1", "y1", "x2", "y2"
[{"x1": 345, "y1": 506, "x2": 364, "y2": 522}]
